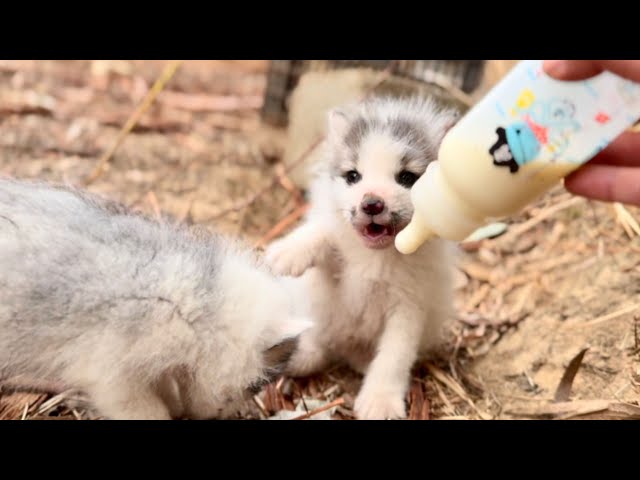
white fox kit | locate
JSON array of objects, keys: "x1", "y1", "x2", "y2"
[
  {"x1": 266, "y1": 97, "x2": 459, "y2": 420},
  {"x1": 0, "y1": 178, "x2": 311, "y2": 420}
]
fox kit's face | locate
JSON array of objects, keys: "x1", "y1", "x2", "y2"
[{"x1": 325, "y1": 102, "x2": 455, "y2": 249}]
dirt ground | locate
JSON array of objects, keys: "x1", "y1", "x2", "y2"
[{"x1": 0, "y1": 60, "x2": 639, "y2": 420}]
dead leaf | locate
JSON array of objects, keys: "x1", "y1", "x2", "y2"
[
  {"x1": 464, "y1": 222, "x2": 508, "y2": 242},
  {"x1": 554, "y1": 348, "x2": 589, "y2": 402}
]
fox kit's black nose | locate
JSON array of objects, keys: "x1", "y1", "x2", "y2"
[{"x1": 361, "y1": 195, "x2": 385, "y2": 216}]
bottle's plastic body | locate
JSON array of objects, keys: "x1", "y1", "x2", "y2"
[{"x1": 395, "y1": 60, "x2": 640, "y2": 254}]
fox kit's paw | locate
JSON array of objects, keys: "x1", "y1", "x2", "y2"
[
  {"x1": 265, "y1": 237, "x2": 315, "y2": 277},
  {"x1": 354, "y1": 385, "x2": 407, "y2": 420},
  {"x1": 285, "y1": 346, "x2": 328, "y2": 378}
]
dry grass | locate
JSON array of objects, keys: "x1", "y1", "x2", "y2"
[{"x1": 1, "y1": 60, "x2": 639, "y2": 420}]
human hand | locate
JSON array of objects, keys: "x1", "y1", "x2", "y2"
[{"x1": 543, "y1": 60, "x2": 640, "y2": 206}]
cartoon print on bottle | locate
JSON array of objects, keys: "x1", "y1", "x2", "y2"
[
  {"x1": 489, "y1": 91, "x2": 581, "y2": 173},
  {"x1": 616, "y1": 77, "x2": 640, "y2": 104}
]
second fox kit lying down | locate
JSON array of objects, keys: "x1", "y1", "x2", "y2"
[
  {"x1": 266, "y1": 97, "x2": 459, "y2": 420},
  {"x1": 0, "y1": 177, "x2": 311, "y2": 420}
]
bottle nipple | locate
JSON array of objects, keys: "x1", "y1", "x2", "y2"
[{"x1": 395, "y1": 213, "x2": 435, "y2": 254}]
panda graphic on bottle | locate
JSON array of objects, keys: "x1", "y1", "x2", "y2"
[{"x1": 489, "y1": 91, "x2": 581, "y2": 173}]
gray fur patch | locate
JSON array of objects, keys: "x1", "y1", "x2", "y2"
[
  {"x1": 0, "y1": 177, "x2": 295, "y2": 419},
  {"x1": 328, "y1": 97, "x2": 452, "y2": 177}
]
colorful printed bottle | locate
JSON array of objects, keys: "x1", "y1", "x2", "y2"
[{"x1": 395, "y1": 60, "x2": 640, "y2": 254}]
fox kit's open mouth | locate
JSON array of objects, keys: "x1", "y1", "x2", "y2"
[{"x1": 361, "y1": 222, "x2": 396, "y2": 249}]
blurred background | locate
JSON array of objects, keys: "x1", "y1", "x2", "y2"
[{"x1": 1, "y1": 60, "x2": 638, "y2": 420}]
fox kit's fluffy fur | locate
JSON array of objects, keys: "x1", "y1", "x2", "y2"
[
  {"x1": 266, "y1": 97, "x2": 459, "y2": 420},
  {"x1": 0, "y1": 178, "x2": 310, "y2": 420}
]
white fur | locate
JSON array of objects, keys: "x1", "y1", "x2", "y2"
[{"x1": 265, "y1": 97, "x2": 458, "y2": 420}]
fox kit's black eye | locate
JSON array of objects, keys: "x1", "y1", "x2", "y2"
[
  {"x1": 344, "y1": 170, "x2": 362, "y2": 185},
  {"x1": 396, "y1": 170, "x2": 419, "y2": 188}
]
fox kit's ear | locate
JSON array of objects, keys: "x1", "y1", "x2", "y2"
[
  {"x1": 433, "y1": 108, "x2": 461, "y2": 145},
  {"x1": 442, "y1": 109, "x2": 461, "y2": 136},
  {"x1": 327, "y1": 108, "x2": 350, "y2": 139}
]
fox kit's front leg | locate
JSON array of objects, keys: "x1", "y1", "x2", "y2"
[
  {"x1": 354, "y1": 306, "x2": 423, "y2": 420},
  {"x1": 265, "y1": 220, "x2": 332, "y2": 277}
]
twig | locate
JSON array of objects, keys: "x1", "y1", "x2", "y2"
[
  {"x1": 252, "y1": 395, "x2": 269, "y2": 418},
  {"x1": 146, "y1": 191, "x2": 162, "y2": 221},
  {"x1": 0, "y1": 142, "x2": 99, "y2": 159},
  {"x1": 426, "y1": 363, "x2": 492, "y2": 420},
  {"x1": 565, "y1": 304, "x2": 640, "y2": 330},
  {"x1": 254, "y1": 203, "x2": 310, "y2": 249},
  {"x1": 464, "y1": 283, "x2": 491, "y2": 311},
  {"x1": 207, "y1": 137, "x2": 323, "y2": 221},
  {"x1": 274, "y1": 163, "x2": 304, "y2": 205},
  {"x1": 158, "y1": 91, "x2": 263, "y2": 112},
  {"x1": 408, "y1": 380, "x2": 430, "y2": 420},
  {"x1": 274, "y1": 376, "x2": 287, "y2": 411},
  {"x1": 36, "y1": 389, "x2": 88, "y2": 416},
  {"x1": 495, "y1": 197, "x2": 584, "y2": 244},
  {"x1": 234, "y1": 202, "x2": 251, "y2": 236},
  {"x1": 322, "y1": 384, "x2": 340, "y2": 399},
  {"x1": 128, "y1": 157, "x2": 198, "y2": 211},
  {"x1": 613, "y1": 202, "x2": 640, "y2": 238},
  {"x1": 290, "y1": 398, "x2": 345, "y2": 420},
  {"x1": 84, "y1": 60, "x2": 184, "y2": 185},
  {"x1": 291, "y1": 381, "x2": 310, "y2": 414},
  {"x1": 175, "y1": 194, "x2": 196, "y2": 224},
  {"x1": 507, "y1": 400, "x2": 640, "y2": 420},
  {"x1": 506, "y1": 399, "x2": 610, "y2": 419},
  {"x1": 432, "y1": 381, "x2": 456, "y2": 416}
]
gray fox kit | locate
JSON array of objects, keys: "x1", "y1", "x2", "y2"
[{"x1": 0, "y1": 177, "x2": 311, "y2": 420}]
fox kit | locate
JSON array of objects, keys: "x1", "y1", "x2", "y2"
[
  {"x1": 0, "y1": 178, "x2": 311, "y2": 420},
  {"x1": 265, "y1": 97, "x2": 459, "y2": 420}
]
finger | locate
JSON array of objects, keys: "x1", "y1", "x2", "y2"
[
  {"x1": 564, "y1": 164, "x2": 640, "y2": 206},
  {"x1": 589, "y1": 131, "x2": 640, "y2": 167},
  {"x1": 543, "y1": 60, "x2": 603, "y2": 80},
  {"x1": 544, "y1": 60, "x2": 640, "y2": 82}
]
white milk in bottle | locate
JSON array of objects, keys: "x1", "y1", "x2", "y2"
[{"x1": 395, "y1": 60, "x2": 640, "y2": 254}]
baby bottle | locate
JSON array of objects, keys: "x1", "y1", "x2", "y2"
[{"x1": 395, "y1": 60, "x2": 640, "y2": 254}]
